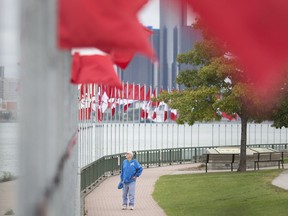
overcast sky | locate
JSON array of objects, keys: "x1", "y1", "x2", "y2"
[
  {"x1": 0, "y1": 0, "x2": 159, "y2": 78},
  {"x1": 139, "y1": 0, "x2": 160, "y2": 29},
  {"x1": 0, "y1": 0, "x2": 20, "y2": 78}
]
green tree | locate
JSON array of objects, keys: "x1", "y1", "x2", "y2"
[
  {"x1": 272, "y1": 75, "x2": 288, "y2": 129},
  {"x1": 158, "y1": 22, "x2": 282, "y2": 171}
]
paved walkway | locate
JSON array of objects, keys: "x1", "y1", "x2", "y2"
[
  {"x1": 85, "y1": 163, "x2": 202, "y2": 216},
  {"x1": 85, "y1": 163, "x2": 288, "y2": 216},
  {"x1": 0, "y1": 180, "x2": 17, "y2": 216},
  {"x1": 272, "y1": 168, "x2": 288, "y2": 190}
]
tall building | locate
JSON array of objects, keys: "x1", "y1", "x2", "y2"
[
  {"x1": 159, "y1": 0, "x2": 201, "y2": 90},
  {"x1": 119, "y1": 27, "x2": 160, "y2": 88},
  {"x1": 121, "y1": 0, "x2": 201, "y2": 90},
  {"x1": 4, "y1": 78, "x2": 18, "y2": 101}
]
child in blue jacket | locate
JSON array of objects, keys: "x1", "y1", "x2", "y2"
[{"x1": 120, "y1": 151, "x2": 143, "y2": 210}]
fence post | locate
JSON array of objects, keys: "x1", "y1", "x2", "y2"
[
  {"x1": 147, "y1": 151, "x2": 149, "y2": 168},
  {"x1": 19, "y1": 0, "x2": 79, "y2": 215}
]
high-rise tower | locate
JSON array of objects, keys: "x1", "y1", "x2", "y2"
[
  {"x1": 159, "y1": 0, "x2": 201, "y2": 90},
  {"x1": 122, "y1": 0, "x2": 201, "y2": 90}
]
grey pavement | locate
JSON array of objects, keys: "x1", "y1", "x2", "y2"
[
  {"x1": 84, "y1": 163, "x2": 203, "y2": 216},
  {"x1": 85, "y1": 163, "x2": 288, "y2": 216},
  {"x1": 272, "y1": 166, "x2": 288, "y2": 190},
  {"x1": 0, "y1": 180, "x2": 17, "y2": 216}
]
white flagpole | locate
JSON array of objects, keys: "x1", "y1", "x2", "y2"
[
  {"x1": 155, "y1": 87, "x2": 158, "y2": 150},
  {"x1": 122, "y1": 82, "x2": 125, "y2": 124},
  {"x1": 126, "y1": 82, "x2": 129, "y2": 151},
  {"x1": 138, "y1": 84, "x2": 140, "y2": 122},
  {"x1": 138, "y1": 84, "x2": 141, "y2": 151},
  {"x1": 144, "y1": 84, "x2": 146, "y2": 150},
  {"x1": 150, "y1": 85, "x2": 153, "y2": 149},
  {"x1": 132, "y1": 82, "x2": 135, "y2": 150},
  {"x1": 133, "y1": 82, "x2": 135, "y2": 122}
]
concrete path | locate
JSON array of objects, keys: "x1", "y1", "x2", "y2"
[
  {"x1": 0, "y1": 180, "x2": 17, "y2": 216},
  {"x1": 85, "y1": 163, "x2": 288, "y2": 216},
  {"x1": 85, "y1": 163, "x2": 203, "y2": 216},
  {"x1": 272, "y1": 167, "x2": 288, "y2": 190}
]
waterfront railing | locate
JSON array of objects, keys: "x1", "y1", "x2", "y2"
[{"x1": 81, "y1": 143, "x2": 288, "y2": 193}]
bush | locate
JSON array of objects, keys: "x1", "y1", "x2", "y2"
[
  {"x1": 4, "y1": 209, "x2": 15, "y2": 215},
  {"x1": 0, "y1": 172, "x2": 17, "y2": 183}
]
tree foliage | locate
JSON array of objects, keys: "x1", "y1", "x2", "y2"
[
  {"x1": 157, "y1": 20, "x2": 288, "y2": 171},
  {"x1": 272, "y1": 78, "x2": 288, "y2": 128}
]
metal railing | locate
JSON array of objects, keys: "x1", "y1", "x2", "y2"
[{"x1": 80, "y1": 143, "x2": 288, "y2": 193}]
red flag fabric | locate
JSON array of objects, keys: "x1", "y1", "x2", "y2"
[
  {"x1": 186, "y1": 0, "x2": 288, "y2": 92},
  {"x1": 146, "y1": 87, "x2": 151, "y2": 101},
  {"x1": 110, "y1": 50, "x2": 134, "y2": 70},
  {"x1": 134, "y1": 85, "x2": 140, "y2": 100},
  {"x1": 79, "y1": 107, "x2": 91, "y2": 120},
  {"x1": 111, "y1": 99, "x2": 118, "y2": 117},
  {"x1": 139, "y1": 86, "x2": 145, "y2": 101},
  {"x1": 221, "y1": 112, "x2": 238, "y2": 121},
  {"x1": 97, "y1": 108, "x2": 102, "y2": 122},
  {"x1": 79, "y1": 108, "x2": 89, "y2": 121},
  {"x1": 152, "y1": 107, "x2": 157, "y2": 120},
  {"x1": 80, "y1": 84, "x2": 85, "y2": 99},
  {"x1": 58, "y1": 0, "x2": 154, "y2": 59},
  {"x1": 123, "y1": 100, "x2": 133, "y2": 112},
  {"x1": 151, "y1": 88, "x2": 159, "y2": 107},
  {"x1": 78, "y1": 109, "x2": 83, "y2": 121},
  {"x1": 71, "y1": 53, "x2": 122, "y2": 89},
  {"x1": 127, "y1": 84, "x2": 134, "y2": 99},
  {"x1": 163, "y1": 103, "x2": 168, "y2": 122},
  {"x1": 122, "y1": 83, "x2": 129, "y2": 99},
  {"x1": 111, "y1": 27, "x2": 156, "y2": 69},
  {"x1": 170, "y1": 109, "x2": 178, "y2": 121},
  {"x1": 140, "y1": 101, "x2": 150, "y2": 119}
]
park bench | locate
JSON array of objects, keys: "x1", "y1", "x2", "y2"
[
  {"x1": 203, "y1": 151, "x2": 286, "y2": 173},
  {"x1": 253, "y1": 152, "x2": 284, "y2": 170},
  {"x1": 202, "y1": 154, "x2": 239, "y2": 173}
]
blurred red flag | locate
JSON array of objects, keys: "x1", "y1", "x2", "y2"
[
  {"x1": 186, "y1": 0, "x2": 288, "y2": 91},
  {"x1": 139, "y1": 86, "x2": 145, "y2": 101},
  {"x1": 111, "y1": 27, "x2": 156, "y2": 69},
  {"x1": 71, "y1": 53, "x2": 122, "y2": 89},
  {"x1": 58, "y1": 0, "x2": 154, "y2": 59}
]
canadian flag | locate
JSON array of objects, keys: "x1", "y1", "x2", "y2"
[
  {"x1": 221, "y1": 112, "x2": 238, "y2": 121},
  {"x1": 163, "y1": 103, "x2": 168, "y2": 122},
  {"x1": 170, "y1": 109, "x2": 178, "y2": 121},
  {"x1": 123, "y1": 99, "x2": 133, "y2": 112},
  {"x1": 97, "y1": 107, "x2": 102, "y2": 122},
  {"x1": 152, "y1": 107, "x2": 157, "y2": 120},
  {"x1": 140, "y1": 101, "x2": 150, "y2": 119},
  {"x1": 110, "y1": 98, "x2": 119, "y2": 117},
  {"x1": 152, "y1": 100, "x2": 163, "y2": 121},
  {"x1": 100, "y1": 91, "x2": 109, "y2": 113},
  {"x1": 71, "y1": 52, "x2": 122, "y2": 89}
]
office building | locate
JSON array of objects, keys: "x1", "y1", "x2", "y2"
[{"x1": 121, "y1": 0, "x2": 201, "y2": 90}]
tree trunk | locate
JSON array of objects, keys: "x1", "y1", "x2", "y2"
[{"x1": 238, "y1": 115, "x2": 248, "y2": 171}]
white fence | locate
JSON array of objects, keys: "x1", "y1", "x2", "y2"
[{"x1": 79, "y1": 122, "x2": 288, "y2": 168}]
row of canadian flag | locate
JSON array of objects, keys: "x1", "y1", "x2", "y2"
[
  {"x1": 78, "y1": 83, "x2": 177, "y2": 122},
  {"x1": 78, "y1": 83, "x2": 238, "y2": 122}
]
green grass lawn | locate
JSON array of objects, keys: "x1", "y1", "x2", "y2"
[{"x1": 153, "y1": 170, "x2": 288, "y2": 216}]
